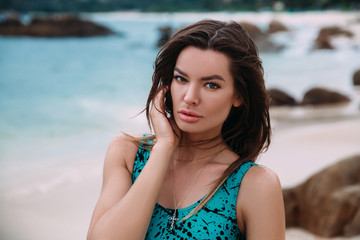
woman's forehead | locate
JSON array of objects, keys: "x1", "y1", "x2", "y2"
[{"x1": 174, "y1": 46, "x2": 232, "y2": 79}]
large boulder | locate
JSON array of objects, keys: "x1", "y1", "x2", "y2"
[
  {"x1": 267, "y1": 20, "x2": 289, "y2": 34},
  {"x1": 314, "y1": 26, "x2": 354, "y2": 50},
  {"x1": 239, "y1": 21, "x2": 283, "y2": 53},
  {"x1": 157, "y1": 26, "x2": 173, "y2": 48},
  {"x1": 353, "y1": 69, "x2": 360, "y2": 86},
  {"x1": 301, "y1": 87, "x2": 350, "y2": 105},
  {"x1": 268, "y1": 88, "x2": 297, "y2": 106},
  {"x1": 0, "y1": 14, "x2": 28, "y2": 35},
  {"x1": 0, "y1": 14, "x2": 114, "y2": 37},
  {"x1": 239, "y1": 21, "x2": 265, "y2": 40},
  {"x1": 0, "y1": 14, "x2": 22, "y2": 27},
  {"x1": 283, "y1": 155, "x2": 360, "y2": 237}
]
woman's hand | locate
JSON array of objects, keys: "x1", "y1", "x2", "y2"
[{"x1": 150, "y1": 87, "x2": 180, "y2": 147}]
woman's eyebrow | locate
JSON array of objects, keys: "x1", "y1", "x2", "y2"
[
  {"x1": 174, "y1": 67, "x2": 188, "y2": 77},
  {"x1": 201, "y1": 75, "x2": 225, "y2": 81},
  {"x1": 174, "y1": 67, "x2": 225, "y2": 81}
]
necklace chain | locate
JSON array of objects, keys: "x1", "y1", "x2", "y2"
[{"x1": 168, "y1": 161, "x2": 207, "y2": 230}]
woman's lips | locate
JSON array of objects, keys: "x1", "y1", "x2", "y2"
[{"x1": 178, "y1": 109, "x2": 203, "y2": 123}]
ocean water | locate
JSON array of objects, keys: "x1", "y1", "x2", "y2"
[{"x1": 0, "y1": 11, "x2": 359, "y2": 200}]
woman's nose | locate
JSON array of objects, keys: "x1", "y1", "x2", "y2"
[{"x1": 183, "y1": 84, "x2": 200, "y2": 106}]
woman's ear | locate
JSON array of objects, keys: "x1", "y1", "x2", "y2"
[{"x1": 233, "y1": 96, "x2": 242, "y2": 107}]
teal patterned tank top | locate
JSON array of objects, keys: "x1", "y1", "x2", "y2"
[{"x1": 132, "y1": 145, "x2": 257, "y2": 240}]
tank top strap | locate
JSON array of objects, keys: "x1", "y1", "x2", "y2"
[
  {"x1": 132, "y1": 136, "x2": 152, "y2": 183},
  {"x1": 207, "y1": 161, "x2": 257, "y2": 210},
  {"x1": 226, "y1": 161, "x2": 258, "y2": 191}
]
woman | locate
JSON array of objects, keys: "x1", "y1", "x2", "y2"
[{"x1": 87, "y1": 19, "x2": 285, "y2": 240}]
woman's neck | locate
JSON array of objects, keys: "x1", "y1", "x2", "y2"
[{"x1": 175, "y1": 136, "x2": 228, "y2": 163}]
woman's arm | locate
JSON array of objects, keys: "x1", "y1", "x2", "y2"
[
  {"x1": 87, "y1": 89, "x2": 179, "y2": 240},
  {"x1": 236, "y1": 165, "x2": 286, "y2": 240},
  {"x1": 87, "y1": 135, "x2": 176, "y2": 240}
]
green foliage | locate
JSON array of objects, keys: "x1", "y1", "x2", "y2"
[{"x1": 0, "y1": 0, "x2": 358, "y2": 12}]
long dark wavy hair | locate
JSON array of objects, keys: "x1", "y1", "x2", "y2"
[{"x1": 144, "y1": 19, "x2": 271, "y2": 218}]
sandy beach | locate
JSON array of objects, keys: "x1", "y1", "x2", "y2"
[{"x1": 1, "y1": 10, "x2": 360, "y2": 240}]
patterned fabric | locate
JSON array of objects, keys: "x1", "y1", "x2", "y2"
[{"x1": 132, "y1": 145, "x2": 257, "y2": 240}]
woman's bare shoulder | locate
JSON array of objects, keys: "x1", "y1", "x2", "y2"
[
  {"x1": 243, "y1": 165, "x2": 281, "y2": 189},
  {"x1": 108, "y1": 133, "x2": 139, "y2": 149},
  {"x1": 104, "y1": 133, "x2": 141, "y2": 174},
  {"x1": 238, "y1": 164, "x2": 282, "y2": 204},
  {"x1": 237, "y1": 164, "x2": 285, "y2": 239}
]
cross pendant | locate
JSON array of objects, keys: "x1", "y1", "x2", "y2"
[{"x1": 168, "y1": 210, "x2": 179, "y2": 230}]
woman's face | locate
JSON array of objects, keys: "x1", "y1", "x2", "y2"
[{"x1": 170, "y1": 46, "x2": 242, "y2": 139}]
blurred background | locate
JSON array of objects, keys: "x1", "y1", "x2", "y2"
[{"x1": 1, "y1": 1, "x2": 360, "y2": 240}]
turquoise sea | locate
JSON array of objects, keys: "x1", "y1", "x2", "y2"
[{"x1": 1, "y1": 11, "x2": 360, "y2": 200}]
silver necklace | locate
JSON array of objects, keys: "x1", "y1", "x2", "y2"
[{"x1": 168, "y1": 161, "x2": 207, "y2": 230}]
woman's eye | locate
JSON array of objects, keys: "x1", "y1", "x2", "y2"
[
  {"x1": 205, "y1": 82, "x2": 220, "y2": 89},
  {"x1": 174, "y1": 76, "x2": 187, "y2": 82}
]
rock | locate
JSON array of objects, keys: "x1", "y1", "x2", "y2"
[
  {"x1": 314, "y1": 26, "x2": 354, "y2": 50},
  {"x1": 0, "y1": 14, "x2": 28, "y2": 36},
  {"x1": 301, "y1": 87, "x2": 350, "y2": 105},
  {"x1": 315, "y1": 39, "x2": 334, "y2": 50},
  {"x1": 0, "y1": 14, "x2": 22, "y2": 27},
  {"x1": 239, "y1": 21, "x2": 265, "y2": 40},
  {"x1": 157, "y1": 26, "x2": 173, "y2": 48},
  {"x1": 267, "y1": 20, "x2": 289, "y2": 34},
  {"x1": 268, "y1": 88, "x2": 297, "y2": 106},
  {"x1": 353, "y1": 69, "x2": 360, "y2": 86},
  {"x1": 0, "y1": 14, "x2": 114, "y2": 37},
  {"x1": 239, "y1": 21, "x2": 283, "y2": 53},
  {"x1": 283, "y1": 155, "x2": 360, "y2": 237}
]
